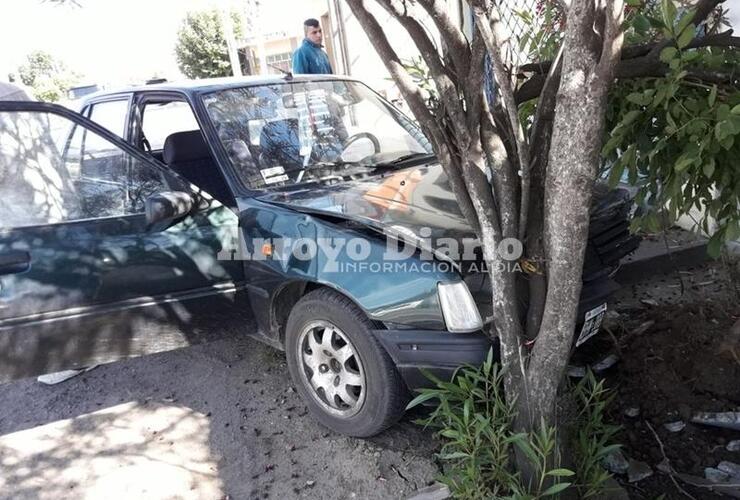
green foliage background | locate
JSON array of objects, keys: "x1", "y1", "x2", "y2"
[
  {"x1": 519, "y1": 0, "x2": 739, "y2": 255},
  {"x1": 15, "y1": 50, "x2": 78, "y2": 102},
  {"x1": 174, "y1": 10, "x2": 242, "y2": 80},
  {"x1": 603, "y1": 0, "x2": 740, "y2": 256}
]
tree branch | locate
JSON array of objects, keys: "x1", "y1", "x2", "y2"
[
  {"x1": 376, "y1": 0, "x2": 470, "y2": 144},
  {"x1": 481, "y1": 101, "x2": 519, "y2": 238},
  {"x1": 645, "y1": 0, "x2": 725, "y2": 59},
  {"x1": 471, "y1": 0, "x2": 532, "y2": 241},
  {"x1": 416, "y1": 0, "x2": 471, "y2": 76},
  {"x1": 464, "y1": 27, "x2": 489, "y2": 132},
  {"x1": 523, "y1": 46, "x2": 563, "y2": 340},
  {"x1": 520, "y1": 30, "x2": 739, "y2": 75},
  {"x1": 516, "y1": 32, "x2": 740, "y2": 102},
  {"x1": 344, "y1": 0, "x2": 481, "y2": 233}
]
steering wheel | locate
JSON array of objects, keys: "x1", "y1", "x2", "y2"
[{"x1": 341, "y1": 132, "x2": 381, "y2": 158}]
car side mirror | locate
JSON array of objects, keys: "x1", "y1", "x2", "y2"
[{"x1": 145, "y1": 191, "x2": 195, "y2": 226}]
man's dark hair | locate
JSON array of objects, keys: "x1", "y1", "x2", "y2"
[{"x1": 303, "y1": 18, "x2": 320, "y2": 29}]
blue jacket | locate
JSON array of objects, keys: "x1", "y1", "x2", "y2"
[{"x1": 292, "y1": 39, "x2": 333, "y2": 74}]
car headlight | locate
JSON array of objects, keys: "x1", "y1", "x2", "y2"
[{"x1": 437, "y1": 281, "x2": 483, "y2": 333}]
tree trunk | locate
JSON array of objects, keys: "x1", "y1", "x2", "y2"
[{"x1": 524, "y1": 0, "x2": 624, "y2": 428}]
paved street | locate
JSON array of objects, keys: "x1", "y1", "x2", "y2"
[{"x1": 0, "y1": 332, "x2": 439, "y2": 500}]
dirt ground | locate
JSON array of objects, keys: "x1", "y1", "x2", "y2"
[
  {"x1": 577, "y1": 256, "x2": 740, "y2": 499},
  {"x1": 0, "y1": 332, "x2": 439, "y2": 499},
  {"x1": 1, "y1": 257, "x2": 738, "y2": 499}
]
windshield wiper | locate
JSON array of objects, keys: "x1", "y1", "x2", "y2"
[
  {"x1": 371, "y1": 152, "x2": 437, "y2": 171},
  {"x1": 378, "y1": 153, "x2": 437, "y2": 166}
]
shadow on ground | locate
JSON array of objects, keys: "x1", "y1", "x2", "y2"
[{"x1": 0, "y1": 331, "x2": 440, "y2": 500}]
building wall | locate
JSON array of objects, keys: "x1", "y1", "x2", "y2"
[{"x1": 325, "y1": 0, "x2": 463, "y2": 101}]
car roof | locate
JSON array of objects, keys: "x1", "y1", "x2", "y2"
[{"x1": 83, "y1": 74, "x2": 359, "y2": 101}]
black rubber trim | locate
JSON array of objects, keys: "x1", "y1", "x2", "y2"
[{"x1": 371, "y1": 329, "x2": 493, "y2": 366}]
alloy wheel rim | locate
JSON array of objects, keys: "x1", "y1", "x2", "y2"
[{"x1": 296, "y1": 320, "x2": 366, "y2": 417}]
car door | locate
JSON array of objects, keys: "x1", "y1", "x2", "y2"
[{"x1": 0, "y1": 101, "x2": 246, "y2": 382}]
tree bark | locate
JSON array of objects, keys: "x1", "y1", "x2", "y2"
[{"x1": 527, "y1": 0, "x2": 625, "y2": 426}]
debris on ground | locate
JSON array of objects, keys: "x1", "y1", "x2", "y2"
[
  {"x1": 573, "y1": 257, "x2": 740, "y2": 499},
  {"x1": 692, "y1": 412, "x2": 740, "y2": 431},
  {"x1": 567, "y1": 353, "x2": 619, "y2": 377},
  {"x1": 675, "y1": 472, "x2": 740, "y2": 499},
  {"x1": 627, "y1": 459, "x2": 653, "y2": 483},
  {"x1": 592, "y1": 353, "x2": 620, "y2": 373},
  {"x1": 663, "y1": 421, "x2": 686, "y2": 433},
  {"x1": 705, "y1": 467, "x2": 731, "y2": 483},
  {"x1": 601, "y1": 477, "x2": 631, "y2": 500},
  {"x1": 624, "y1": 407, "x2": 640, "y2": 418},
  {"x1": 36, "y1": 365, "x2": 98, "y2": 385},
  {"x1": 718, "y1": 461, "x2": 740, "y2": 479},
  {"x1": 603, "y1": 449, "x2": 630, "y2": 475},
  {"x1": 404, "y1": 482, "x2": 451, "y2": 500}
]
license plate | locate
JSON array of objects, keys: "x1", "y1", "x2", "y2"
[{"x1": 576, "y1": 303, "x2": 607, "y2": 347}]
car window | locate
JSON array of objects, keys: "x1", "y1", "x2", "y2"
[
  {"x1": 141, "y1": 100, "x2": 200, "y2": 150},
  {"x1": 0, "y1": 109, "x2": 175, "y2": 229},
  {"x1": 203, "y1": 81, "x2": 430, "y2": 190},
  {"x1": 86, "y1": 99, "x2": 129, "y2": 151}
]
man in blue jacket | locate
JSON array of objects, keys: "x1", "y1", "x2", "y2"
[{"x1": 292, "y1": 18, "x2": 333, "y2": 74}]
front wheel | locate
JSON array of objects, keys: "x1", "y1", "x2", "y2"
[{"x1": 285, "y1": 288, "x2": 406, "y2": 437}]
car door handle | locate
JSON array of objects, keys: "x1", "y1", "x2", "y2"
[{"x1": 0, "y1": 251, "x2": 31, "y2": 276}]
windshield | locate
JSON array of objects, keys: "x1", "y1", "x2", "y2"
[{"x1": 202, "y1": 80, "x2": 431, "y2": 190}]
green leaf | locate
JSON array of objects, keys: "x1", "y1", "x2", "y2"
[
  {"x1": 732, "y1": 104, "x2": 740, "y2": 115},
  {"x1": 708, "y1": 85, "x2": 717, "y2": 107},
  {"x1": 726, "y1": 221, "x2": 740, "y2": 241},
  {"x1": 647, "y1": 15, "x2": 666, "y2": 29},
  {"x1": 627, "y1": 92, "x2": 645, "y2": 105},
  {"x1": 660, "y1": 46, "x2": 678, "y2": 63},
  {"x1": 717, "y1": 104, "x2": 731, "y2": 121},
  {"x1": 546, "y1": 468, "x2": 576, "y2": 477},
  {"x1": 625, "y1": 0, "x2": 641, "y2": 6},
  {"x1": 633, "y1": 13, "x2": 651, "y2": 33},
  {"x1": 676, "y1": 23, "x2": 695, "y2": 49},
  {"x1": 702, "y1": 160, "x2": 715, "y2": 178},
  {"x1": 715, "y1": 121, "x2": 735, "y2": 142},
  {"x1": 674, "y1": 154, "x2": 695, "y2": 172},
  {"x1": 622, "y1": 110, "x2": 641, "y2": 126},
  {"x1": 644, "y1": 212, "x2": 663, "y2": 232},
  {"x1": 440, "y1": 429, "x2": 460, "y2": 439},
  {"x1": 608, "y1": 160, "x2": 626, "y2": 188},
  {"x1": 661, "y1": 0, "x2": 677, "y2": 31},
  {"x1": 707, "y1": 231, "x2": 724, "y2": 258},
  {"x1": 406, "y1": 391, "x2": 439, "y2": 409},
  {"x1": 666, "y1": 109, "x2": 678, "y2": 131},
  {"x1": 542, "y1": 482, "x2": 572, "y2": 497},
  {"x1": 676, "y1": 10, "x2": 695, "y2": 35}
]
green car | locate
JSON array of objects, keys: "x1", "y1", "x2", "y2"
[{"x1": 0, "y1": 76, "x2": 639, "y2": 436}]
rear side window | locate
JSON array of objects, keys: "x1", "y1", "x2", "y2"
[
  {"x1": 88, "y1": 99, "x2": 128, "y2": 136},
  {"x1": 141, "y1": 101, "x2": 200, "y2": 150},
  {"x1": 0, "y1": 109, "x2": 177, "y2": 229}
]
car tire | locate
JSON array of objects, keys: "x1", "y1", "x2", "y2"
[{"x1": 285, "y1": 287, "x2": 406, "y2": 437}]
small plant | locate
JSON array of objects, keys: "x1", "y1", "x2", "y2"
[
  {"x1": 570, "y1": 371, "x2": 622, "y2": 498},
  {"x1": 408, "y1": 350, "x2": 574, "y2": 499},
  {"x1": 408, "y1": 351, "x2": 620, "y2": 499}
]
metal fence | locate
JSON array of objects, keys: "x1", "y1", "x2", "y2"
[{"x1": 497, "y1": 0, "x2": 539, "y2": 68}]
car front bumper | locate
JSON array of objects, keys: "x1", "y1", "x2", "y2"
[{"x1": 371, "y1": 329, "x2": 496, "y2": 390}]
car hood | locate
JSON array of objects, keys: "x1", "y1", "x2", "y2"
[
  {"x1": 253, "y1": 163, "x2": 638, "y2": 268},
  {"x1": 254, "y1": 164, "x2": 475, "y2": 262}
]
